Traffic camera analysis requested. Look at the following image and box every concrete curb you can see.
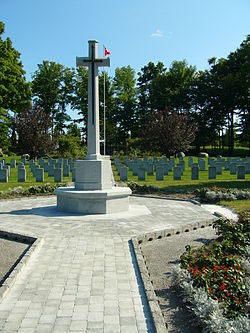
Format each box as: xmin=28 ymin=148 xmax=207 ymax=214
xmin=131 ymin=217 xmax=218 ymax=333
xmin=0 ymin=229 xmax=43 ymax=302
xmin=131 ymin=193 xmax=201 ymax=206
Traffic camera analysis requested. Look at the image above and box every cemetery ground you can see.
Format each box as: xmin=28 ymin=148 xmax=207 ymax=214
xmin=0 ymin=154 xmax=249 ymax=332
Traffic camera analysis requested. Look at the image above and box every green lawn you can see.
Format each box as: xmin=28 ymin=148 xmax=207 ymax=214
xmin=0 ymin=157 xmax=73 ymax=192
xmin=218 ymin=200 xmax=250 ymax=213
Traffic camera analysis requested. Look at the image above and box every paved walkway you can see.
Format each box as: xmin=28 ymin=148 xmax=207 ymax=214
xmin=0 ymin=195 xmax=217 ymax=333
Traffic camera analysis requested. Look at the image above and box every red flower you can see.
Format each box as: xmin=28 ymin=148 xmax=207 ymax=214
xmin=226 ymin=291 xmax=230 ymax=297
xmin=209 ymin=287 xmax=212 ymax=293
xmin=217 ymin=297 xmax=221 ymax=301
xmin=213 ymin=266 xmax=218 ymax=272
xmin=220 ymin=283 xmax=226 ymax=291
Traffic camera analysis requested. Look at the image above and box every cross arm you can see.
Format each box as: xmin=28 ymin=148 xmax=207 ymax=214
xmin=76 ymin=56 xmax=90 ymax=67
xmin=95 ymin=57 xmax=110 ymax=68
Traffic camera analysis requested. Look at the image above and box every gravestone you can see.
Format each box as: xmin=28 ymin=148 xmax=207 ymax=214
xmin=156 ymin=167 xmax=164 ymax=181
xmin=0 ymin=169 xmax=8 ymax=182
xmin=18 ymin=164 xmax=26 ymax=182
xmin=44 ymin=162 xmax=49 ymax=172
xmin=137 ymin=167 xmax=145 ymax=181
xmin=48 ymin=165 xmax=55 ymax=177
xmin=132 ymin=163 xmax=138 ymax=176
xmin=191 ymin=164 xmax=199 ymax=180
xmin=230 ymin=163 xmax=237 ymax=175
xmin=10 ymin=159 xmax=16 ymax=168
xmin=63 ymin=165 xmax=70 ymax=177
xmin=147 ymin=163 xmax=154 ymax=176
xmin=208 ymin=166 xmax=216 ymax=179
xmin=198 ymin=159 xmax=206 ymax=171
xmin=36 ymin=168 xmax=44 ymax=182
xmin=237 ymin=166 xmax=245 ymax=180
xmin=188 ymin=157 xmax=193 ymax=167
xmin=178 ymin=160 xmax=185 ymax=174
xmin=224 ymin=161 xmax=230 ymax=171
xmin=244 ymin=163 xmax=250 ymax=174
xmin=54 ymin=168 xmax=62 ymax=183
xmin=173 ymin=166 xmax=181 ymax=180
xmin=120 ymin=167 xmax=128 ymax=181
xmin=215 ymin=163 xmax=222 ymax=175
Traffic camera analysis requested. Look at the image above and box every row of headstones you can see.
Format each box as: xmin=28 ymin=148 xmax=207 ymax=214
xmin=208 ymin=156 xmax=250 ymax=175
xmin=114 ymin=156 xmax=248 ymax=181
xmin=0 ymin=157 xmax=75 ymax=183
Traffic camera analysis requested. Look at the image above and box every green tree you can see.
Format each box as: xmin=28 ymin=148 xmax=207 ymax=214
xmin=0 ymin=21 xmax=31 ymax=152
xmin=232 ymin=35 xmax=250 ymax=150
xmin=191 ymin=69 xmax=224 ymax=151
xmin=113 ymin=66 xmax=137 ymax=150
xmin=32 ymin=61 xmax=73 ymax=136
xmin=71 ymin=66 xmax=88 ymax=143
xmin=151 ymin=60 xmax=196 ymax=114
xmin=137 ymin=61 xmax=166 ymax=124
xmin=99 ymin=71 xmax=116 ymax=153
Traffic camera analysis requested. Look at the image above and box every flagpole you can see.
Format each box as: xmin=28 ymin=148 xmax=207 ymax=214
xmin=103 ymin=45 xmax=106 ymax=156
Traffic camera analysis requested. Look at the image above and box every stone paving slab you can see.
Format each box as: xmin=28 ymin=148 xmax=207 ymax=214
xmin=0 ymin=196 xmax=215 ymax=332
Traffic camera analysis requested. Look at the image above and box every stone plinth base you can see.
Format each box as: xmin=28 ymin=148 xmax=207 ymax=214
xmin=55 ymin=186 xmax=132 ymax=214
xmin=75 ymin=159 xmax=112 ymax=190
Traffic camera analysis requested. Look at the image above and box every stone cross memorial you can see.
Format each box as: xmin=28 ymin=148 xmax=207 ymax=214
xmin=55 ymin=40 xmax=131 ymax=214
xmin=76 ymin=40 xmax=110 ymax=160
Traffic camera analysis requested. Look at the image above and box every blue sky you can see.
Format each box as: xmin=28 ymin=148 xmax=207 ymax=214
xmin=1 ymin=0 xmax=249 ymax=82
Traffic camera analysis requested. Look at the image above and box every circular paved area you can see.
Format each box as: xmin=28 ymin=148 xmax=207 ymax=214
xmin=0 ymin=195 xmax=216 ymax=333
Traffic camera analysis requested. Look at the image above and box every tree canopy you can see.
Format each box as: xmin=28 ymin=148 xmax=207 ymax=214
xmin=0 ymin=21 xmax=249 ymax=156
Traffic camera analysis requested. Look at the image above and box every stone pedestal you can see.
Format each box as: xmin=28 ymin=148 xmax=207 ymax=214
xmin=55 ymin=157 xmax=132 ymax=215
xmin=75 ymin=159 xmax=112 ymax=190
xmin=55 ymin=186 xmax=131 ymax=214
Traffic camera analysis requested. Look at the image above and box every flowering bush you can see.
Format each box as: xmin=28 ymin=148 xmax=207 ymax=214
xmin=172 ymin=266 xmax=249 ymax=332
xmin=0 ymin=183 xmax=66 ymax=198
xmin=180 ymin=212 xmax=249 ymax=320
xmin=195 ymin=187 xmax=250 ymax=203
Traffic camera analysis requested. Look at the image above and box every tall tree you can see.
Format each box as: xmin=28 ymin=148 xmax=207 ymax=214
xmin=232 ymin=35 xmax=250 ymax=149
xmin=137 ymin=61 xmax=166 ymax=123
xmin=113 ymin=66 xmax=137 ymax=150
xmin=0 ymin=21 xmax=31 ymax=151
xmin=71 ymin=66 xmax=88 ymax=143
xmin=142 ymin=108 xmax=197 ymax=158
xmin=151 ymin=60 xmax=196 ymax=114
xmin=32 ymin=61 xmax=73 ymax=135
xmin=16 ymin=104 xmax=52 ymax=158
xmin=99 ymin=71 xmax=116 ymax=153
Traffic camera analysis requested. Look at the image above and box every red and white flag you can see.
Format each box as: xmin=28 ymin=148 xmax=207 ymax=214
xmin=104 ymin=46 xmax=111 ymax=57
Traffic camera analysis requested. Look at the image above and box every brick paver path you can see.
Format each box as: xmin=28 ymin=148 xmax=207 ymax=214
xmin=0 ymin=196 xmax=215 ymax=333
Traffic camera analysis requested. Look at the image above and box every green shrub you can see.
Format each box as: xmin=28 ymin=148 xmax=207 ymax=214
xmin=58 ymin=135 xmax=87 ymax=158
xmin=180 ymin=213 xmax=250 ymax=319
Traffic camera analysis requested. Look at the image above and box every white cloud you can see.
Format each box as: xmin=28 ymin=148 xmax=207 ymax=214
xmin=150 ymin=29 xmax=164 ymax=38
